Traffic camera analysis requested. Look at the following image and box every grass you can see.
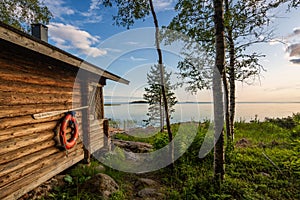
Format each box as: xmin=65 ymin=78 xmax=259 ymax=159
xmin=46 ymin=114 xmax=300 ymax=200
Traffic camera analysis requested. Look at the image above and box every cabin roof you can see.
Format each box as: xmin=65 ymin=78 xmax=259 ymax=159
xmin=0 ymin=22 xmax=129 ymax=85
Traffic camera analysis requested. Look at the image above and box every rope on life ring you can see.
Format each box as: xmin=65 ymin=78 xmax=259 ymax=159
xmin=60 ymin=111 xmax=79 ymax=150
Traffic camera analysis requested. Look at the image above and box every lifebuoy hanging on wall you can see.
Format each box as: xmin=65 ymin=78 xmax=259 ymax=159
xmin=60 ymin=112 xmax=79 ymax=149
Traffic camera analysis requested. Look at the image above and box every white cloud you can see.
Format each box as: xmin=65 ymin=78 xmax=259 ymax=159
xmin=79 ymin=0 xmax=103 ymax=24
xmin=130 ymin=56 xmax=148 ymax=62
xmin=279 ymin=27 xmax=300 ymax=65
xmin=48 ymin=22 xmax=107 ymax=57
xmin=89 ymin=0 xmax=101 ymax=11
xmin=42 ymin=0 xmax=75 ymax=19
xmin=124 ymin=41 xmax=140 ymax=46
xmin=153 ymin=0 xmax=174 ymax=11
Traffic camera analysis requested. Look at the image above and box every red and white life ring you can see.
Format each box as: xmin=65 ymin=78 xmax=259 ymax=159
xmin=60 ymin=113 xmax=79 ymax=149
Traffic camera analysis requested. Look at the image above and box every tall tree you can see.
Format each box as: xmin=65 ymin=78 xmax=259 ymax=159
xmin=101 ymin=0 xmax=174 ymax=163
xmin=213 ymin=0 xmax=226 ymax=182
xmin=167 ymin=0 xmax=271 ymax=147
xmin=0 ymin=0 xmax=52 ymax=32
xmin=144 ymin=64 xmax=177 ymax=131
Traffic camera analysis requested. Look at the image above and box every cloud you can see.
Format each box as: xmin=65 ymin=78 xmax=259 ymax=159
xmin=153 ymin=0 xmax=174 ymax=11
xmin=293 ymin=27 xmax=300 ymax=35
xmin=287 ymin=43 xmax=300 ymax=57
xmin=43 ymin=0 xmax=103 ymax=24
xmin=283 ymin=27 xmax=300 ymax=65
xmin=89 ymin=0 xmax=101 ymax=11
xmin=104 ymin=48 xmax=122 ymax=53
xmin=43 ymin=0 xmax=75 ymax=19
xmin=290 ymin=58 xmax=300 ymax=64
xmin=124 ymin=41 xmax=140 ymax=46
xmin=130 ymin=56 xmax=148 ymax=61
xmin=48 ymin=22 xmax=107 ymax=57
xmin=79 ymin=0 xmax=103 ymax=24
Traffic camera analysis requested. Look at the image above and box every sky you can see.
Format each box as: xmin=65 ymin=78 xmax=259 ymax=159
xmin=41 ymin=0 xmax=300 ymax=103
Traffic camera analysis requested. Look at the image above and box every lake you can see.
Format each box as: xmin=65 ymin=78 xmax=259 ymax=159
xmin=104 ymin=102 xmax=300 ymax=127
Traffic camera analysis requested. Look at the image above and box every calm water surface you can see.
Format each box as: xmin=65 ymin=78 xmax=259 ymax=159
xmin=104 ymin=102 xmax=300 ymax=127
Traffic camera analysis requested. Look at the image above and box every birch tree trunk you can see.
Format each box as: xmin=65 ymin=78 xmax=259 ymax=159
xmin=213 ymin=0 xmax=225 ymax=182
xmin=149 ymin=0 xmax=174 ymax=164
xmin=224 ymin=0 xmax=236 ymax=145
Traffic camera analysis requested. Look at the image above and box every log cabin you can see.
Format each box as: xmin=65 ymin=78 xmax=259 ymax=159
xmin=0 ymin=22 xmax=129 ymax=199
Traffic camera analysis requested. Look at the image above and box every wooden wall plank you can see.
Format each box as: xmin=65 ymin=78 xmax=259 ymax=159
xmin=0 ymin=67 xmax=76 ymax=88
xmin=0 ymin=147 xmax=59 ymax=177
xmin=0 ymin=131 xmax=54 ymax=155
xmin=0 ymin=78 xmax=74 ymax=94
xmin=0 ymin=114 xmax=64 ymax=129
xmin=0 ymin=121 xmax=57 ymax=141
xmin=0 ymin=140 xmax=56 ymax=165
xmin=0 ymin=91 xmax=78 ymax=105
xmin=0 ymin=103 xmax=73 ymax=119
xmin=1 ymin=149 xmax=84 ymax=200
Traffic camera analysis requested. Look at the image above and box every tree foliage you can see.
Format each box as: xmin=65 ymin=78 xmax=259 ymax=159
xmin=102 ymin=0 xmax=150 ymax=28
xmin=167 ymin=0 xmax=271 ymax=91
xmin=0 ymin=0 xmax=52 ymax=32
xmin=144 ymin=65 xmax=177 ymax=129
xmin=268 ymin=0 xmax=300 ymax=9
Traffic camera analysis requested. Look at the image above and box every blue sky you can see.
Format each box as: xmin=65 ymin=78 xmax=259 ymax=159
xmin=42 ymin=0 xmax=300 ymax=102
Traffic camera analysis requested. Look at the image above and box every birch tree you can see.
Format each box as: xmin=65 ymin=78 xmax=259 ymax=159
xmin=101 ymin=0 xmax=174 ymax=164
xmin=167 ymin=0 xmax=272 ymax=147
xmin=213 ymin=0 xmax=226 ymax=182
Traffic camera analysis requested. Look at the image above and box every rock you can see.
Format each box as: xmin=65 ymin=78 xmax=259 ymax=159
xmin=236 ymin=138 xmax=251 ymax=148
xmin=134 ymin=178 xmax=159 ymax=189
xmin=95 ymin=164 xmax=106 ymax=172
xmin=137 ymin=188 xmax=164 ymax=199
xmin=112 ymin=139 xmax=153 ymax=153
xmin=53 ymin=175 xmax=66 ymax=187
xmin=81 ymin=173 xmax=119 ymax=199
xmin=124 ymin=150 xmax=138 ymax=161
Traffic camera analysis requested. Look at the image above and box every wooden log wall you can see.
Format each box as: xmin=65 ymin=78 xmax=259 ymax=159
xmin=89 ymin=84 xmax=106 ymax=153
xmin=0 ymin=40 xmax=106 ymax=199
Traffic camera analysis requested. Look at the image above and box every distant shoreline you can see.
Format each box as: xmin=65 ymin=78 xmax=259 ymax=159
xmin=104 ymin=101 xmax=300 ymax=106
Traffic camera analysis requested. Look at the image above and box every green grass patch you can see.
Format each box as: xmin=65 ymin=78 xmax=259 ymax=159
xmin=46 ymin=116 xmax=300 ymax=199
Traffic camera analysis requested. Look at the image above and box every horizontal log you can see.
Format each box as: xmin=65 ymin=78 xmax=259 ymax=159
xmin=0 ymin=140 xmax=56 ymax=165
xmin=0 ymin=148 xmax=84 ymax=200
xmin=90 ymin=141 xmax=104 ymax=154
xmin=90 ymin=120 xmax=104 ymax=129
xmin=90 ymin=126 xmax=104 ymax=134
xmin=0 ymin=91 xmax=83 ymax=106
xmin=0 ymin=121 xmax=57 ymax=141
xmin=0 ymin=67 xmax=76 ymax=88
xmin=0 ymin=131 xmax=54 ymax=155
xmin=90 ymin=137 xmax=104 ymax=146
xmin=90 ymin=133 xmax=104 ymax=142
xmin=0 ymin=78 xmax=74 ymax=95
xmin=0 ymin=114 xmax=64 ymax=129
xmin=90 ymin=131 xmax=104 ymax=138
xmin=0 ymin=147 xmax=59 ymax=178
xmin=0 ymin=143 xmax=83 ymax=188
xmin=0 ymin=54 xmax=78 ymax=81
xmin=0 ymin=103 xmax=73 ymax=118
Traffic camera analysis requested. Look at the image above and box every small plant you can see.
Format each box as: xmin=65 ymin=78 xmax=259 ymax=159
xmin=109 ymin=189 xmax=126 ymax=200
xmin=265 ymin=116 xmax=297 ymax=129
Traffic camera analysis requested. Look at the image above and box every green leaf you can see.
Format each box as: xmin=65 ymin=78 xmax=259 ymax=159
xmin=64 ymin=174 xmax=73 ymax=184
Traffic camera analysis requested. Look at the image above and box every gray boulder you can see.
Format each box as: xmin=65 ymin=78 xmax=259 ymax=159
xmin=82 ymin=173 xmax=119 ymax=199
